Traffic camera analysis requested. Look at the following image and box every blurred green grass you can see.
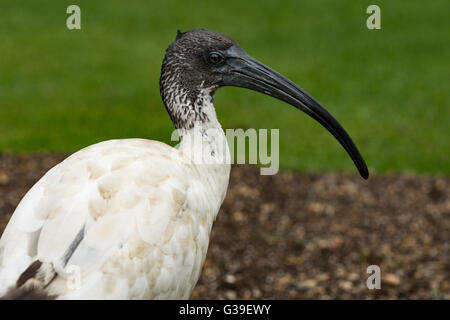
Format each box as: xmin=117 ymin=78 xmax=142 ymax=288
xmin=0 ymin=0 xmax=449 ymax=174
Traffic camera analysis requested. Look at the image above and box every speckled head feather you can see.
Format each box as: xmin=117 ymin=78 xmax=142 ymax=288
xmin=160 ymin=29 xmax=236 ymax=129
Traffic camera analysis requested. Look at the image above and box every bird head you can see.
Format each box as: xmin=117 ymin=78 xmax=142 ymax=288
xmin=160 ymin=29 xmax=368 ymax=179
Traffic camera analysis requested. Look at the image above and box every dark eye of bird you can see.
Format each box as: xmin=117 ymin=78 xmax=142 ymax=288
xmin=208 ymin=52 xmax=224 ymax=65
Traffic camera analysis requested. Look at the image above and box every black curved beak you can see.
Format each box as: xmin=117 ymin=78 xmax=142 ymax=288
xmin=220 ymin=46 xmax=369 ymax=179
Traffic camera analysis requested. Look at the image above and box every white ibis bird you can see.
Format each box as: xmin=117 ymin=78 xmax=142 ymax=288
xmin=0 ymin=29 xmax=368 ymax=299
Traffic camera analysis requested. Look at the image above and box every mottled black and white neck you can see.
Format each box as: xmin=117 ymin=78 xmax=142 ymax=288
xmin=159 ymin=29 xmax=235 ymax=131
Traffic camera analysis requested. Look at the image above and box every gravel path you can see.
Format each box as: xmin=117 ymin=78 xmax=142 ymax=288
xmin=0 ymin=154 xmax=448 ymax=299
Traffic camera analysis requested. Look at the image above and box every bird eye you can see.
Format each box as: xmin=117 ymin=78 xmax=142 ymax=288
xmin=208 ymin=52 xmax=224 ymax=65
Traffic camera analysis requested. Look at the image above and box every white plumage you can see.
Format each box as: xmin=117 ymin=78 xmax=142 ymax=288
xmin=0 ymin=135 xmax=230 ymax=299
xmin=0 ymin=29 xmax=368 ymax=299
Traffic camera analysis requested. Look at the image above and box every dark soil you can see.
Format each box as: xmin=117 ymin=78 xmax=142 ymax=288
xmin=0 ymin=154 xmax=449 ymax=299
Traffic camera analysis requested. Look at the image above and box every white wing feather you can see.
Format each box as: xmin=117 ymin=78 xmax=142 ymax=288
xmin=0 ymin=139 xmax=223 ymax=299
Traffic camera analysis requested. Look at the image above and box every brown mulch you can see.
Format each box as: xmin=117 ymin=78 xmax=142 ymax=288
xmin=0 ymin=154 xmax=449 ymax=299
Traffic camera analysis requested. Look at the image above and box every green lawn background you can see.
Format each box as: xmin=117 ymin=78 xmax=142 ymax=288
xmin=0 ymin=0 xmax=449 ymax=174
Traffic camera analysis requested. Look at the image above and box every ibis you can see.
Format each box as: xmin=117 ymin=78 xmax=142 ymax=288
xmin=0 ymin=29 xmax=368 ymax=299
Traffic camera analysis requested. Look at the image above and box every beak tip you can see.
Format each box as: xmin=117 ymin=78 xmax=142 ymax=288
xmin=360 ymin=167 xmax=369 ymax=180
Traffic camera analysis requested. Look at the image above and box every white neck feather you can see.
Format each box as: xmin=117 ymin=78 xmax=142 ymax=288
xmin=175 ymin=90 xmax=231 ymax=214
xmin=176 ymin=89 xmax=230 ymax=166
